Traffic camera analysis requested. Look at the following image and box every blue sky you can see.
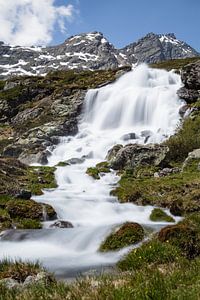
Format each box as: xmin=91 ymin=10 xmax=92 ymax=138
xmin=55 ymin=0 xmax=200 ymax=51
xmin=0 ymin=0 xmax=199 ymax=50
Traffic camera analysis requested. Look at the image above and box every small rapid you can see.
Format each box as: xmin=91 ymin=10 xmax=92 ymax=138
xmin=0 ymin=65 xmax=183 ymax=278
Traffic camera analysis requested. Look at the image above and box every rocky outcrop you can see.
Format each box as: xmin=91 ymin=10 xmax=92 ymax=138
xmin=0 ymin=68 xmax=127 ymax=164
xmin=177 ymin=60 xmax=200 ymax=103
xmin=0 ymin=32 xmax=199 ymax=79
xmin=107 ymin=143 xmax=169 ymax=170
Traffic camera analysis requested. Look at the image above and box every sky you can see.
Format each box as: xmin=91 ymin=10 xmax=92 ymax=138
xmin=0 ymin=0 xmax=199 ymax=51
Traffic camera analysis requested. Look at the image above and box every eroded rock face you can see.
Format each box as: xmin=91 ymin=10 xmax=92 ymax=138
xmin=107 ymin=143 xmax=169 ymax=170
xmin=177 ymin=60 xmax=200 ymax=103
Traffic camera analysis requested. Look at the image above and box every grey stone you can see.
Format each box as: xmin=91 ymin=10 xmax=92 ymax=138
xmin=107 ymin=143 xmax=169 ymax=170
xmin=0 ymin=278 xmax=20 ymax=289
xmin=50 ymin=220 xmax=73 ymax=228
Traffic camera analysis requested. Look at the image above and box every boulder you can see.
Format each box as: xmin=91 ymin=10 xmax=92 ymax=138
xmin=177 ymin=60 xmax=200 ymax=103
xmin=15 ymin=190 xmax=32 ymax=200
xmin=121 ymin=133 xmax=137 ymax=141
xmin=107 ymin=143 xmax=169 ymax=170
xmin=50 ymin=220 xmax=73 ymax=228
xmin=100 ymin=222 xmax=145 ymax=251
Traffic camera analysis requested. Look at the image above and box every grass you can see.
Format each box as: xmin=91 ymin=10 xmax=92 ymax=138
xmin=0 ymin=260 xmax=43 ymax=282
xmin=150 ymin=57 xmax=200 ymax=71
xmin=100 ymin=222 xmax=145 ymax=252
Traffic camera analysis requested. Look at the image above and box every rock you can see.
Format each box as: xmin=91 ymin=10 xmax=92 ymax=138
xmin=141 ymin=130 xmax=153 ymax=143
xmin=177 ymin=60 xmax=200 ymax=103
xmin=0 ymin=278 xmax=20 ymax=289
xmin=106 ymin=144 xmax=123 ymax=161
xmin=154 ymin=167 xmax=180 ymax=178
xmin=179 ymin=104 xmax=189 ymax=117
xmin=65 ymin=157 xmax=85 ymax=165
xmin=170 ymin=200 xmax=183 ymax=216
xmin=107 ymin=143 xmax=169 ymax=170
xmin=121 ymin=133 xmax=137 ymax=141
xmin=50 ymin=220 xmax=73 ymax=228
xmin=15 ymin=190 xmax=32 ymax=200
xmin=182 ymin=149 xmax=200 ymax=169
xmin=23 ymin=272 xmax=53 ymax=286
xmin=6 ymin=199 xmax=56 ymax=221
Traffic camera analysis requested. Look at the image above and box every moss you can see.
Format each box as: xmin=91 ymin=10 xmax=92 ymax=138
xmin=0 ymin=260 xmax=44 ymax=282
xmin=86 ymin=162 xmax=111 ymax=180
xmin=150 ymin=208 xmax=175 ymax=223
xmin=118 ymin=239 xmax=181 ymax=271
xmin=158 ymin=213 xmax=200 ymax=259
xmin=14 ymin=218 xmax=42 ymax=229
xmin=27 ymin=166 xmax=57 ymax=195
xmin=0 ymin=81 xmax=5 ymax=91
xmin=56 ymin=161 xmax=69 ymax=167
xmin=100 ymin=222 xmax=145 ymax=252
xmin=6 ymin=199 xmax=56 ymax=221
xmin=150 ymin=57 xmax=200 ymax=71
xmin=86 ymin=167 xmax=100 ymax=180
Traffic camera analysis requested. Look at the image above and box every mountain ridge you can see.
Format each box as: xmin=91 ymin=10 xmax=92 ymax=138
xmin=0 ymin=31 xmax=199 ymax=79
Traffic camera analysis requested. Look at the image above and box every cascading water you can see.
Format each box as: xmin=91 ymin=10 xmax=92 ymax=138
xmin=0 ymin=65 xmax=183 ymax=278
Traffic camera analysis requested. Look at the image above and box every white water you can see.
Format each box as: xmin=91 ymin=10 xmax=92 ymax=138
xmin=0 ymin=65 xmax=183 ymax=278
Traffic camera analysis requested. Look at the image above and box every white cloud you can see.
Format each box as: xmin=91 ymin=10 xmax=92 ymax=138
xmin=0 ymin=0 xmax=76 ymax=46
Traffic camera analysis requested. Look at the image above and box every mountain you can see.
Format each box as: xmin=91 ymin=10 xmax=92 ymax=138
xmin=0 ymin=32 xmax=199 ymax=79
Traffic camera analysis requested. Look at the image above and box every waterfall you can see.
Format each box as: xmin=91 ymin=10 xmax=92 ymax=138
xmin=0 ymin=64 xmax=183 ymax=278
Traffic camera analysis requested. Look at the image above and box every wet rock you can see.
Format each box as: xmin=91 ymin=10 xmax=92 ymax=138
xmin=179 ymin=104 xmax=189 ymax=117
xmin=107 ymin=143 xmax=169 ymax=170
xmin=50 ymin=220 xmax=73 ymax=228
xmin=177 ymin=87 xmax=199 ymax=103
xmin=15 ymin=190 xmax=32 ymax=200
xmin=121 ymin=133 xmax=137 ymax=141
xmin=65 ymin=157 xmax=85 ymax=165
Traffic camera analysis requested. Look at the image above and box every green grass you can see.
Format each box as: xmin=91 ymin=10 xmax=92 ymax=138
xmin=150 ymin=57 xmax=200 ymax=71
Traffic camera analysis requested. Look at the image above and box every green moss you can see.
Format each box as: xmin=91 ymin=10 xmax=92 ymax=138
xmin=150 ymin=57 xmax=200 ymax=71
xmin=118 ymin=239 xmax=181 ymax=271
xmin=158 ymin=213 xmax=200 ymax=259
xmin=150 ymin=208 xmax=175 ymax=222
xmin=6 ymin=199 xmax=56 ymax=220
xmin=56 ymin=161 xmax=69 ymax=167
xmin=0 ymin=81 xmax=5 ymax=91
xmin=14 ymin=218 xmax=42 ymax=229
xmin=86 ymin=162 xmax=111 ymax=180
xmin=0 ymin=85 xmax=24 ymax=101
xmin=86 ymin=167 xmax=100 ymax=180
xmin=100 ymin=222 xmax=145 ymax=252
xmin=27 ymin=166 xmax=57 ymax=195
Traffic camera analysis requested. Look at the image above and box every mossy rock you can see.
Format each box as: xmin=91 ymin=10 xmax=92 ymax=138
xmin=86 ymin=167 xmax=100 ymax=180
xmin=158 ymin=222 xmax=200 ymax=259
xmin=118 ymin=239 xmax=181 ymax=271
xmin=86 ymin=162 xmax=111 ymax=180
xmin=150 ymin=208 xmax=175 ymax=223
xmin=56 ymin=161 xmax=70 ymax=167
xmin=6 ymin=199 xmax=56 ymax=221
xmin=100 ymin=222 xmax=145 ymax=252
xmin=14 ymin=218 xmax=42 ymax=229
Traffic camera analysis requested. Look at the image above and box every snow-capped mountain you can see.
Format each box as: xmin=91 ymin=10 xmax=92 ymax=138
xmin=0 ymin=32 xmax=199 ymax=79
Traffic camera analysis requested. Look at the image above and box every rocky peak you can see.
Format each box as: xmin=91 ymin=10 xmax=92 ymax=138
xmin=0 ymin=31 xmax=199 ymax=79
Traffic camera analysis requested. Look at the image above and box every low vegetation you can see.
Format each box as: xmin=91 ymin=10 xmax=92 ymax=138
xmin=150 ymin=57 xmax=200 ymax=71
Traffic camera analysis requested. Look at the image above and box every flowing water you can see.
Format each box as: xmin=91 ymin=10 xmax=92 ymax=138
xmin=0 ymin=65 xmax=183 ymax=278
